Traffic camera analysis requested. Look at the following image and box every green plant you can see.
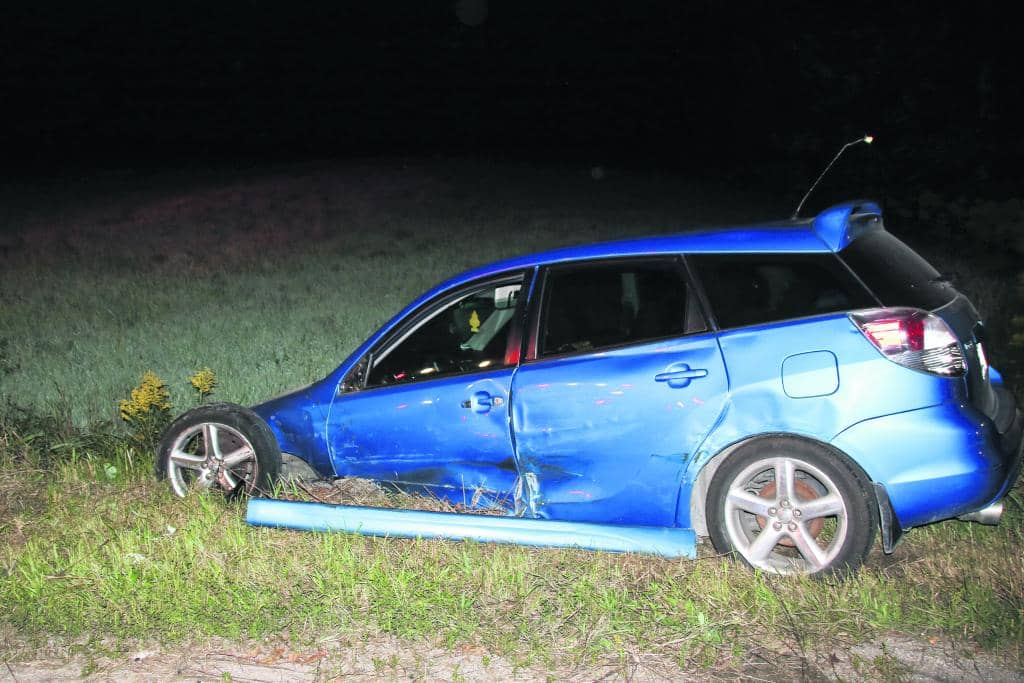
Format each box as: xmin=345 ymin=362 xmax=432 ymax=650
xmin=119 ymin=371 xmax=171 ymax=446
xmin=1 ymin=427 xmax=1022 ymax=674
xmin=189 ymin=367 xmax=218 ymax=403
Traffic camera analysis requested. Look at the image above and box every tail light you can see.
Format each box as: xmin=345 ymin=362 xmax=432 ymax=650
xmin=850 ymin=307 xmax=965 ymax=376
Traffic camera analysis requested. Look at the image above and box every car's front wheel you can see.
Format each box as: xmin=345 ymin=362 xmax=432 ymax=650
xmin=706 ymin=437 xmax=876 ymax=576
xmin=157 ymin=403 xmax=281 ymax=498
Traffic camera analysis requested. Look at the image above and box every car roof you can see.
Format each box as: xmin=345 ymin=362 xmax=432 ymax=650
xmin=448 ymin=199 xmax=883 ymax=286
xmin=321 ymin=200 xmax=884 ymax=388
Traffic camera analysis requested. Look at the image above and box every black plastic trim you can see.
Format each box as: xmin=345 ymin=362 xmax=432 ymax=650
xmin=871 ymin=481 xmax=903 ymax=554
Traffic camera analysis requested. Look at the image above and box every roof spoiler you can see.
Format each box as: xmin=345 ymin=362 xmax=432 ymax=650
xmin=811 ymin=200 xmax=884 ymax=252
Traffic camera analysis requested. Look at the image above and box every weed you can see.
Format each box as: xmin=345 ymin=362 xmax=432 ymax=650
xmin=850 ymin=642 xmax=913 ymax=682
xmin=189 ymin=367 xmax=218 ymax=403
xmin=119 ymin=371 xmax=171 ymax=446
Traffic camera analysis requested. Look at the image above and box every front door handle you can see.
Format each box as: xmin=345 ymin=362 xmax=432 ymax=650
xmin=461 ymin=391 xmax=503 ymax=413
xmin=654 ymin=364 xmax=708 ymax=389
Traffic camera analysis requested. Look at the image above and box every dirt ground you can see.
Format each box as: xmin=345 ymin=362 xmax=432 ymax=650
xmin=2 ymin=633 xmax=1021 ymax=682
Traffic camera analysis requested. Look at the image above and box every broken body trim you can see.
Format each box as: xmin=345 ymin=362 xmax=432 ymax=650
xmin=246 ymin=498 xmax=698 ymax=558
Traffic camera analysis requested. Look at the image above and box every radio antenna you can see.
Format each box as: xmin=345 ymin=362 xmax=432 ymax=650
xmin=792 ymin=135 xmax=874 ymax=219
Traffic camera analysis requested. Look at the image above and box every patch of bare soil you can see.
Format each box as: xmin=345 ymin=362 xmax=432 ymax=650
xmin=2 ymin=634 xmax=1020 ymax=682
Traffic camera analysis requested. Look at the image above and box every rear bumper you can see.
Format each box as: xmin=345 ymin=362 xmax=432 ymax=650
xmin=999 ymin=397 xmax=1024 ymax=462
xmin=832 ymin=399 xmax=1022 ymax=530
xmin=994 ymin=406 xmax=1024 ymax=498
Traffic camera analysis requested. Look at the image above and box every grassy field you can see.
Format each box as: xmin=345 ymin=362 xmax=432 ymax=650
xmin=1 ymin=159 xmax=1017 ymax=421
xmin=1 ymin=159 xmax=1021 ymax=676
xmin=0 ymin=159 xmax=784 ymax=424
xmin=1 ymin=412 xmax=1021 ymax=676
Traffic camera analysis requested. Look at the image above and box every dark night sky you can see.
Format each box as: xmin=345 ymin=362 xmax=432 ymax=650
xmin=2 ymin=1 xmax=1019 ymax=198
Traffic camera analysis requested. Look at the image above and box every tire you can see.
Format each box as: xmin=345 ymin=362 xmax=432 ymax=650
xmin=706 ymin=437 xmax=877 ymax=577
xmin=156 ymin=403 xmax=281 ymax=498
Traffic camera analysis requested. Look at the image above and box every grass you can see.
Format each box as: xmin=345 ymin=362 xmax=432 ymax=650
xmin=0 ymin=159 xmax=777 ymax=424
xmin=0 ymin=413 xmax=1021 ymax=672
xmin=0 ymin=158 xmax=1022 ymax=673
xmin=1 ymin=159 xmax=1017 ymax=421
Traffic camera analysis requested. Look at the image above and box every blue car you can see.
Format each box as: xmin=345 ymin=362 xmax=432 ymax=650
xmin=157 ymin=200 xmax=1022 ymax=576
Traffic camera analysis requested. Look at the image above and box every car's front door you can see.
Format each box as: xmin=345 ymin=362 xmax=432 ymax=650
xmin=327 ymin=272 xmax=528 ymax=509
xmin=510 ymin=257 xmax=729 ymax=527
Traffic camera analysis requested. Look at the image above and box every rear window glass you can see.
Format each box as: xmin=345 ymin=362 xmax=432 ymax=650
xmin=689 ymin=253 xmax=877 ymax=329
xmin=839 ymin=231 xmax=957 ymax=310
xmin=540 ymin=258 xmax=701 ymax=356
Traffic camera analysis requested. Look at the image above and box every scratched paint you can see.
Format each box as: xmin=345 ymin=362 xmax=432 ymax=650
xmin=511 ymin=332 xmax=729 ymax=526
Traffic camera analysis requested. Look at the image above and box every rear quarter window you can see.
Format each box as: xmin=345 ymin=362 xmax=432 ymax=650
xmin=838 ymin=231 xmax=958 ymax=311
xmin=689 ymin=253 xmax=877 ymax=329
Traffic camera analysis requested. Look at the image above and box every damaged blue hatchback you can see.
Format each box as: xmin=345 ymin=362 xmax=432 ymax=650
xmin=158 ymin=200 xmax=1022 ymax=576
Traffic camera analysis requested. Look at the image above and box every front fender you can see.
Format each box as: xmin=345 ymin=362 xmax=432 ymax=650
xmin=251 ymin=382 xmax=335 ymax=478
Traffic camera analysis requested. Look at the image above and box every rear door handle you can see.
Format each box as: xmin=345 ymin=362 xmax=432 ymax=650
xmin=654 ymin=364 xmax=708 ymax=389
xmin=461 ymin=391 xmax=503 ymax=413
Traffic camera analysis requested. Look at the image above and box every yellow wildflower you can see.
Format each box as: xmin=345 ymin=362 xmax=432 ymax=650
xmin=119 ymin=371 xmax=171 ymax=422
xmin=189 ymin=367 xmax=217 ymax=398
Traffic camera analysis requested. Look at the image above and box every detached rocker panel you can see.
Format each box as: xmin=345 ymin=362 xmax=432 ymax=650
xmin=246 ymin=498 xmax=698 ymax=558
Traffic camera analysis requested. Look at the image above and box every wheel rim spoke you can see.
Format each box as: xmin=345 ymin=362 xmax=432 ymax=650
xmin=221 ymin=446 xmax=254 ymax=469
xmin=170 ymin=449 xmax=205 ymax=470
xmin=790 ymin=524 xmax=828 ymax=570
xmin=726 ymin=488 xmax=773 ymax=517
xmin=218 ymin=468 xmax=240 ymax=491
xmin=798 ymin=493 xmax=844 ymax=520
xmin=773 ymin=458 xmax=796 ymax=500
xmin=203 ymin=423 xmax=222 ymax=459
xmin=746 ymin=526 xmax=784 ymax=562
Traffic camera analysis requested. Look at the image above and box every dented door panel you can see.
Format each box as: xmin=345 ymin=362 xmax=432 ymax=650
xmin=510 ymin=333 xmax=728 ymax=526
xmin=327 ymin=368 xmax=519 ymax=508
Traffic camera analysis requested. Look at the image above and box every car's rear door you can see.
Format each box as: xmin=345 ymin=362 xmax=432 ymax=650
xmin=509 ymin=257 xmax=729 ymax=526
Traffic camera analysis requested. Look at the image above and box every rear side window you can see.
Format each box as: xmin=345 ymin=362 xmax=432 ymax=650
xmin=539 ymin=258 xmax=703 ymax=357
xmin=690 ymin=253 xmax=877 ymax=329
xmin=839 ymin=231 xmax=957 ymax=310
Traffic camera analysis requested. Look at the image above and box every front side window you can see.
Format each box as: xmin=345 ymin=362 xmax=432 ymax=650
xmin=689 ymin=253 xmax=877 ymax=329
xmin=366 ymin=277 xmax=523 ymax=387
xmin=538 ymin=258 xmax=700 ymax=357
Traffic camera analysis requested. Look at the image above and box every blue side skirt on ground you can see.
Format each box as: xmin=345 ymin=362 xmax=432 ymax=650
xmin=246 ymin=498 xmax=697 ymax=558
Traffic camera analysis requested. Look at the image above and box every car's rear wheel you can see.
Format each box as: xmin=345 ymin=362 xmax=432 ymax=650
xmin=706 ymin=437 xmax=876 ymax=577
xmin=157 ymin=403 xmax=281 ymax=498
